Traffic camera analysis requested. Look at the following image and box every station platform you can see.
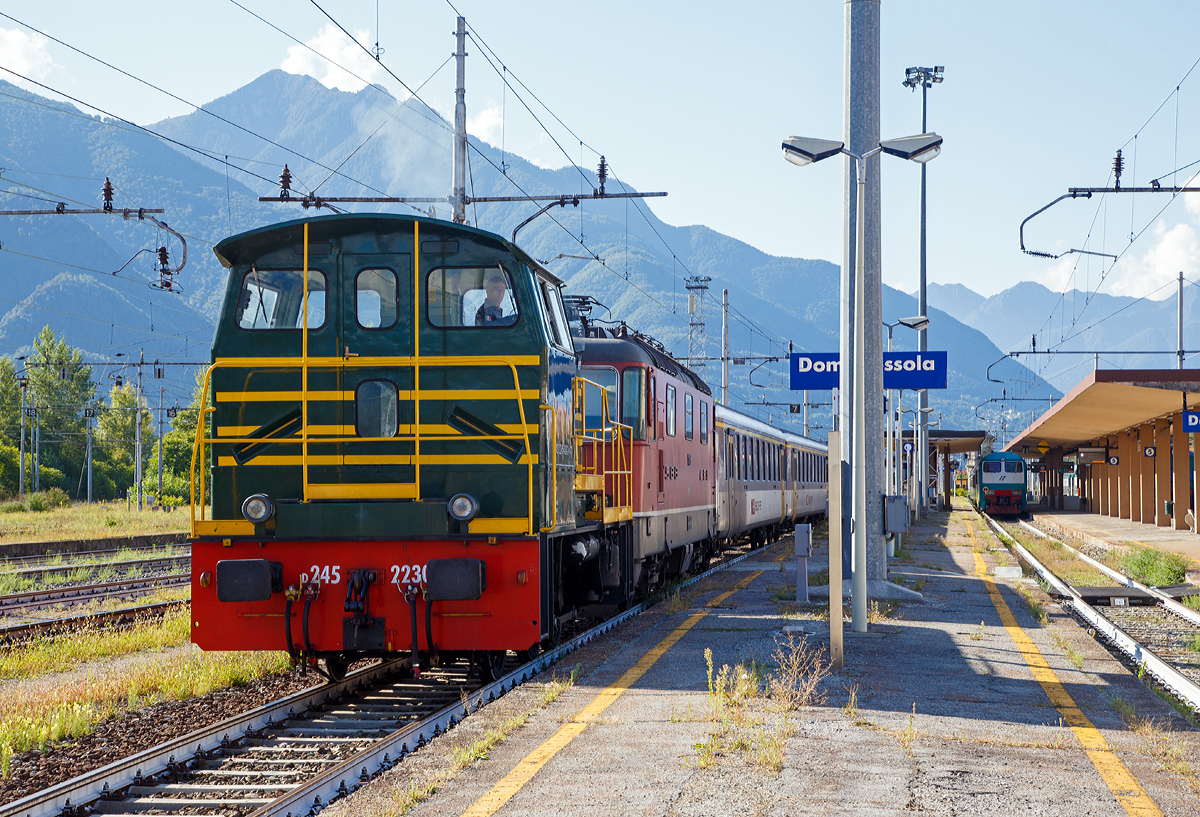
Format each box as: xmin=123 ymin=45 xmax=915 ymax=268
xmin=328 ymin=502 xmax=1200 ymax=816
xmin=1033 ymin=508 xmax=1200 ymax=568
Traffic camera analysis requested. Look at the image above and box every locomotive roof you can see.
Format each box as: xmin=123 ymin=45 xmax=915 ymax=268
xmin=211 ymin=212 xmax=562 ymax=285
xmin=715 ymin=403 xmax=828 ymax=452
xmin=580 ymin=336 xmax=712 ymax=396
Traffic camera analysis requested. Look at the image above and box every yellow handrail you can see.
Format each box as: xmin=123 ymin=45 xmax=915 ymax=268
xmin=539 ymin=403 xmax=556 ymax=532
xmin=190 ymin=354 xmax=538 ymax=536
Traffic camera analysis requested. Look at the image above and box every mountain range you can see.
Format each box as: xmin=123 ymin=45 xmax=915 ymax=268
xmin=0 ymin=70 xmax=1062 ymax=436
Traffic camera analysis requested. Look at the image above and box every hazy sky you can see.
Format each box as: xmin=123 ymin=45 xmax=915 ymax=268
xmin=3 ymin=0 xmax=1199 ymax=305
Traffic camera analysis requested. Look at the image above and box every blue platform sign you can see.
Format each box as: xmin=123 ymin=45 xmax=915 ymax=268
xmin=1184 ymin=411 xmax=1200 ymax=431
xmin=884 ymin=352 xmax=948 ymax=389
xmin=790 ymin=351 xmax=948 ymax=390
xmin=789 ymin=353 xmax=840 ymax=390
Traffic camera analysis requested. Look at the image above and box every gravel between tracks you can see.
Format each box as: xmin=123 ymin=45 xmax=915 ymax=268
xmin=0 ymin=665 xmax=318 ymax=806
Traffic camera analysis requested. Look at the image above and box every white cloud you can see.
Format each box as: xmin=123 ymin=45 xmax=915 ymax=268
xmin=1107 ymin=219 xmax=1200 ymax=298
xmin=467 ymin=102 xmax=503 ymax=146
xmin=280 ymin=24 xmax=381 ymax=93
xmin=0 ymin=28 xmax=56 ymax=84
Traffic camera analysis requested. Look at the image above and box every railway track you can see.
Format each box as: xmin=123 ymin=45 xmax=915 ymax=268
xmin=979 ymin=510 xmax=1200 ymax=717
xmin=0 ymin=554 xmax=190 ymax=586
xmin=0 ymin=536 xmax=783 ymax=817
xmin=0 ymin=573 xmax=190 ymax=615
xmin=0 ymin=600 xmax=186 ymax=645
xmin=0 ymin=544 xmax=188 ymax=571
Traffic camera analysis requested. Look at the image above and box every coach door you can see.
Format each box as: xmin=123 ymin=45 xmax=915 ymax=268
xmin=331 ymin=253 xmax=415 ymax=498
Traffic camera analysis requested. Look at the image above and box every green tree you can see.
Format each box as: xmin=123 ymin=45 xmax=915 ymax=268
xmin=23 ymin=327 xmax=96 ymax=494
xmin=96 ymin=382 xmax=157 ymax=491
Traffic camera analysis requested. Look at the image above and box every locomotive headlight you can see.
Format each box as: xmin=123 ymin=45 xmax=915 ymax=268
xmin=447 ymin=493 xmax=479 ymax=522
xmin=242 ymin=493 xmax=275 ymax=524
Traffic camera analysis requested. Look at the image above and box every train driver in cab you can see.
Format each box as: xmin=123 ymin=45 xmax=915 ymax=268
xmin=476 ymin=273 xmax=517 ymax=326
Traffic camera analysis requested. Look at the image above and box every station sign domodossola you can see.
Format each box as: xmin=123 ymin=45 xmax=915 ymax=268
xmin=790 ymin=351 xmax=948 ymax=390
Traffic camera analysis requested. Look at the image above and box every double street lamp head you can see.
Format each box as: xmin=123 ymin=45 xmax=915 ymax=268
xmin=781 ymin=133 xmax=942 ymax=167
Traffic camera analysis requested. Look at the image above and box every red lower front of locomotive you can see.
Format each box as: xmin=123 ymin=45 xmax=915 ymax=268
xmin=983 ymin=489 xmax=1023 ymax=515
xmin=190 ymin=538 xmax=541 ymax=655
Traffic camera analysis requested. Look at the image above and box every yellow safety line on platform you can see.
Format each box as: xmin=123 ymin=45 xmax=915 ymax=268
xmin=459 ymin=569 xmax=766 ymax=817
xmin=968 ymin=521 xmax=1162 ymax=817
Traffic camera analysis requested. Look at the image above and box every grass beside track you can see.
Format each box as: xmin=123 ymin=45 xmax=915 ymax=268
xmin=0 ymin=502 xmax=193 ymax=546
xmin=0 ymin=606 xmax=289 ymax=777
xmin=0 ymin=544 xmax=186 ymax=595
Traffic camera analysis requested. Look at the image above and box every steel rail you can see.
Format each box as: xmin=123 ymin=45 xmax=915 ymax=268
xmin=0 ymin=600 xmax=186 ymax=644
xmin=2 ymin=538 xmax=779 ymax=817
xmin=3 ymin=555 xmax=190 ymax=581
xmin=979 ymin=511 xmax=1200 ymax=717
xmin=1018 ymin=518 xmax=1200 ymax=628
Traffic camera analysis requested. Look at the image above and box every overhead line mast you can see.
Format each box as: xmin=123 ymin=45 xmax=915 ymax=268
xmin=259 ymin=15 xmax=665 ymax=234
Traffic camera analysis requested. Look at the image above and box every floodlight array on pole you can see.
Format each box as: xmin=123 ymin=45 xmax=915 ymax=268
xmin=781 ymin=131 xmax=942 ymax=632
xmin=901 ymin=65 xmax=944 ymax=520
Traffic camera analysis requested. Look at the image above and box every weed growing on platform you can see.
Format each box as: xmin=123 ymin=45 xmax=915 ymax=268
xmin=1014 ymin=584 xmax=1048 ymax=626
xmin=1121 ymin=547 xmax=1191 ymax=587
xmin=1185 ymin=633 xmax=1200 ymax=653
xmin=767 ymin=634 xmax=830 ymax=711
xmin=867 ymin=600 xmax=898 ymax=624
xmin=1182 ymin=593 xmax=1200 ymax=612
xmin=538 ymin=664 xmax=580 ymax=707
xmin=1129 ymin=716 xmax=1200 ymax=797
xmin=969 ymin=621 xmax=985 ymax=641
xmin=769 ymin=585 xmax=796 ymax=602
xmin=1051 ymin=630 xmax=1085 ymax=669
xmin=896 ymin=704 xmax=920 ymax=758
xmin=841 ymin=683 xmax=859 ymax=719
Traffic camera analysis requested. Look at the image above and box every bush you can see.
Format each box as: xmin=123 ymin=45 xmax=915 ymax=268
xmin=1121 ymin=547 xmax=1191 ymax=587
xmin=25 ymin=495 xmax=48 ymax=512
xmin=40 ymin=487 xmax=70 ymax=508
xmin=0 ymin=501 xmax=26 ymax=514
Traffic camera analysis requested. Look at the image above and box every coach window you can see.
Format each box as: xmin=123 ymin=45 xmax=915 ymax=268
xmin=666 ymin=385 xmax=677 ymax=436
xmin=621 ymin=368 xmax=646 ymax=440
xmin=356 ymin=380 xmax=398 ymax=438
xmin=355 ymin=268 xmax=398 ymax=329
xmin=684 ymin=393 xmax=694 ymax=441
xmin=426 ymin=266 xmax=519 ymax=328
xmin=700 ymin=401 xmax=708 ymax=444
xmin=237 ymin=267 xmax=326 ymax=330
xmin=739 ymin=436 xmax=746 ymax=480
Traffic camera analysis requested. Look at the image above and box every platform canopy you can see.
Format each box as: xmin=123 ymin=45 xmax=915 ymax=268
xmin=900 ymin=429 xmax=988 ymax=455
xmin=1003 ymin=369 xmax=1200 ymax=455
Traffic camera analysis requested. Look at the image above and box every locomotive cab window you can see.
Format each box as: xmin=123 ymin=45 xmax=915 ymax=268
xmin=426 ymin=266 xmax=519 ymax=327
xmin=983 ymin=461 xmax=1003 ymax=473
xmin=356 ymin=380 xmax=398 ymax=438
xmin=1005 ymin=461 xmax=1025 ymax=473
xmin=580 ymin=366 xmax=618 ymax=430
xmin=356 ymin=268 xmax=398 ymax=329
xmin=666 ymin=384 xmax=677 ymax=436
xmin=539 ymin=278 xmax=574 ymax=352
xmin=621 ymin=367 xmax=646 ymax=440
xmin=237 ymin=267 xmax=326 ymax=330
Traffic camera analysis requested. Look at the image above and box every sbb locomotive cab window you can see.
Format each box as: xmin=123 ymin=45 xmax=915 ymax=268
xmin=621 ymin=368 xmax=646 ymax=440
xmin=426 ymin=266 xmax=519 ymax=328
xmin=355 ymin=268 xmax=398 ymax=329
xmin=236 ymin=267 xmax=326 ymax=330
